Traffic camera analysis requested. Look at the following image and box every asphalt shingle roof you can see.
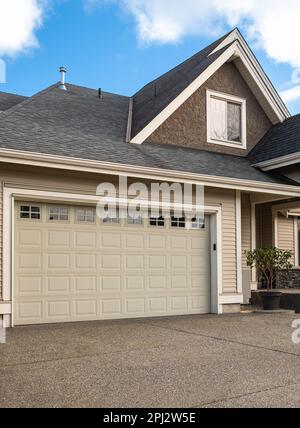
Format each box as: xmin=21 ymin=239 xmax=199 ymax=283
xmin=0 ymin=91 xmax=27 ymax=111
xmin=0 ymin=83 xmax=293 ymax=185
xmin=131 ymin=33 xmax=232 ymax=139
xmin=249 ymin=114 xmax=300 ymax=164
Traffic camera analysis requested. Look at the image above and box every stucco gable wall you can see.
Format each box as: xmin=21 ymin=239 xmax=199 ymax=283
xmin=145 ymin=62 xmax=272 ymax=156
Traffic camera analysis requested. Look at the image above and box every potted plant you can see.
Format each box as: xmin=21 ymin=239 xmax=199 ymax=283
xmin=246 ymin=247 xmax=293 ymax=310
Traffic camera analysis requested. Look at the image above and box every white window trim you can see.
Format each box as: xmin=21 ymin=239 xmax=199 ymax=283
xmin=206 ymin=90 xmax=247 ymax=150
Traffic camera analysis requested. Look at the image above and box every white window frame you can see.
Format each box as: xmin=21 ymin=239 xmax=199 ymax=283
xmin=48 ymin=205 xmax=69 ymax=222
xmin=75 ymin=207 xmax=95 ymax=223
xmin=206 ymin=90 xmax=247 ymax=149
xmin=19 ymin=203 xmax=41 ymax=221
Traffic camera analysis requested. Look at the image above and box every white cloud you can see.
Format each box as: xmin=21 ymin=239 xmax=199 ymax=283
xmin=106 ymin=0 xmax=300 ymax=68
xmin=280 ymin=86 xmax=300 ymax=104
xmin=0 ymin=0 xmax=48 ymax=57
xmin=91 ymin=0 xmax=300 ymax=105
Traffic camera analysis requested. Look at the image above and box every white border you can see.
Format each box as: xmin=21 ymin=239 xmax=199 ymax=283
xmin=3 ymin=187 xmax=226 ymax=326
xmin=206 ymin=90 xmax=247 ymax=150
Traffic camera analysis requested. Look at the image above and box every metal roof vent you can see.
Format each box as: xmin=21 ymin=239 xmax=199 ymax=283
xmin=59 ymin=66 xmax=67 ymax=91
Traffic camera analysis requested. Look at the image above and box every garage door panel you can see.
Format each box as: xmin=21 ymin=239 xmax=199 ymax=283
xmin=75 ymin=276 xmax=97 ymax=293
xmin=102 ymin=254 xmax=121 ymax=269
xmin=171 ymin=255 xmax=187 ymax=269
xmin=46 ymin=300 xmax=71 ymax=318
xmin=170 ymin=236 xmax=187 ymax=250
xmin=47 ymin=253 xmax=70 ymax=270
xmin=125 ymin=254 xmax=144 ymax=269
xmin=125 ymin=234 xmax=144 ymax=249
xmin=170 ymin=296 xmax=188 ymax=311
xmin=148 ymin=255 xmax=167 ymax=269
xmin=101 ymin=275 xmax=121 ymax=291
xmin=101 ymin=232 xmax=121 ymax=248
xmin=14 ymin=203 xmax=211 ymax=325
xmin=148 ymin=235 xmax=167 ymax=250
xmin=149 ymin=297 xmax=167 ymax=313
xmin=75 ymin=254 xmax=97 ymax=269
xmin=16 ymin=276 xmax=43 ymax=295
xmin=126 ymin=297 xmax=145 ymax=314
xmin=47 ymin=276 xmax=71 ymax=293
xmin=74 ymin=299 xmax=97 ymax=317
xmin=17 ymin=229 xmax=42 ymax=247
xmin=47 ymin=230 xmax=70 ymax=247
xmin=149 ymin=275 xmax=167 ymax=290
xmin=101 ymin=298 xmax=122 ymax=316
xmin=17 ymin=253 xmax=42 ymax=270
xmin=74 ymin=231 xmax=97 ymax=248
xmin=125 ymin=276 xmax=145 ymax=290
xmin=171 ymin=275 xmax=188 ymax=289
xmin=16 ymin=301 xmax=43 ymax=323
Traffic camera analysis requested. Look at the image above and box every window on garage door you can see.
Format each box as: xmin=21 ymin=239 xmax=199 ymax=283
xmin=19 ymin=204 xmax=41 ymax=220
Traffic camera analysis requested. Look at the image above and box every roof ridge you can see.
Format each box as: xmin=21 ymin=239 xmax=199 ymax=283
xmin=133 ymin=30 xmax=235 ymax=98
xmin=0 ymin=82 xmax=59 ymax=121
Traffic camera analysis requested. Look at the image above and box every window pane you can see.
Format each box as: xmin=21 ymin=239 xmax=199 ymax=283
xmin=227 ymin=102 xmax=241 ymax=142
xmin=20 ymin=212 xmax=30 ymax=219
xmin=210 ymin=98 xmax=227 ymax=141
xmin=76 ymin=209 xmax=85 ymax=221
xmin=20 ymin=206 xmax=30 ymax=212
xmin=31 ymin=213 xmax=40 ymax=219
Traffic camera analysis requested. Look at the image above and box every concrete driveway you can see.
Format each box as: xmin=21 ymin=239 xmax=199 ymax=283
xmin=1 ymin=312 xmax=300 ymax=408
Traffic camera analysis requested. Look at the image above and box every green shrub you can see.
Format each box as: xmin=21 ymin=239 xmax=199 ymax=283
xmin=246 ymin=247 xmax=293 ymax=290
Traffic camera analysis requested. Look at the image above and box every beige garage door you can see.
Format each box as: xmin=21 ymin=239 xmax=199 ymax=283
xmin=14 ymin=202 xmax=211 ymax=325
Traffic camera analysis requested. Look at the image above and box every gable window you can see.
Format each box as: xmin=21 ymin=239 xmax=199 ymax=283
xmin=207 ymin=90 xmax=246 ymax=149
xmin=49 ymin=206 xmax=69 ymax=221
xmin=20 ymin=205 xmax=41 ymax=220
xmin=76 ymin=208 xmax=95 ymax=223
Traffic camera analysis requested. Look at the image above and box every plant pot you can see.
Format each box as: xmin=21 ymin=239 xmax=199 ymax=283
xmin=260 ymin=291 xmax=282 ymax=311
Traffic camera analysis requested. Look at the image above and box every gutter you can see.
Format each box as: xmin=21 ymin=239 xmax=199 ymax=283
xmin=252 ymin=151 xmax=300 ymax=171
xmin=0 ymin=148 xmax=300 ymax=197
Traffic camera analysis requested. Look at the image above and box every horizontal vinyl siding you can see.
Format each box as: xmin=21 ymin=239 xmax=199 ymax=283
xmin=241 ymin=193 xmax=251 ymax=269
xmin=277 ymin=214 xmax=295 ymax=264
xmin=206 ymin=187 xmax=237 ymax=294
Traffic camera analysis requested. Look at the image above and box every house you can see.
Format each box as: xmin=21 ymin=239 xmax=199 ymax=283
xmin=1 ymin=28 xmax=300 ymax=327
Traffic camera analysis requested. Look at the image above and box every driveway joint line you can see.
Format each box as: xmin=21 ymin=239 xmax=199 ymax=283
xmin=192 ymin=379 xmax=300 ymax=408
xmin=139 ymin=321 xmax=300 ymax=358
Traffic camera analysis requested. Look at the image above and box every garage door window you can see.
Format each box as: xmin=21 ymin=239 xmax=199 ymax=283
xmin=191 ymin=217 xmax=205 ymax=229
xmin=20 ymin=205 xmax=41 ymax=220
xmin=48 ymin=206 xmax=69 ymax=221
xmin=171 ymin=216 xmax=185 ymax=228
xmin=149 ymin=216 xmax=165 ymax=227
xmin=76 ymin=208 xmax=95 ymax=223
xmin=103 ymin=209 xmax=119 ymax=224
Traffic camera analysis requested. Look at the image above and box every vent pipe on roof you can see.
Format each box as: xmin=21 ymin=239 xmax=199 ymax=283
xmin=59 ymin=66 xmax=67 ymax=90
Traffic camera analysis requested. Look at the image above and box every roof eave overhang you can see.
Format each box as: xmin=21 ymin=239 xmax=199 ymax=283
xmin=253 ymin=152 xmax=300 ymax=171
xmin=0 ymin=148 xmax=300 ymax=197
xmin=130 ymin=35 xmax=290 ymax=145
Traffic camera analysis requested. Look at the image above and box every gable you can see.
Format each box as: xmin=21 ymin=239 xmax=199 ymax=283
xmin=145 ymin=62 xmax=272 ymax=157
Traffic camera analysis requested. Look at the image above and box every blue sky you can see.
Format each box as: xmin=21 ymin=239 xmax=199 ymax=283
xmin=1 ymin=0 xmax=300 ymax=114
